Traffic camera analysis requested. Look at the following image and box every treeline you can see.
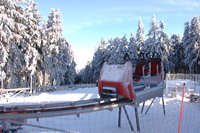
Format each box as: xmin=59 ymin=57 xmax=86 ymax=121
xmin=77 ymin=16 xmax=200 ymax=83
xmin=0 ymin=0 xmax=76 ymax=88
xmin=1 ymin=0 xmax=200 ymax=87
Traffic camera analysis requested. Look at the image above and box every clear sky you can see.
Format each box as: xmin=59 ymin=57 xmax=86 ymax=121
xmin=34 ymin=0 xmax=200 ymax=70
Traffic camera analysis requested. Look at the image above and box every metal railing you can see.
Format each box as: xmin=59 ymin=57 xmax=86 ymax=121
xmin=165 ymin=73 xmax=200 ymax=97
xmin=0 ymin=84 xmax=96 ymax=99
xmin=166 ymin=73 xmax=200 ymax=81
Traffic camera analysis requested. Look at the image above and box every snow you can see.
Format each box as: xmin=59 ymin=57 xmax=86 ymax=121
xmin=0 ymin=88 xmax=99 ymax=106
xmin=167 ymin=79 xmax=195 ymax=88
xmin=101 ymin=63 xmax=131 ymax=82
xmin=166 ymin=79 xmax=200 ymax=94
xmin=1 ymin=79 xmax=200 ymax=133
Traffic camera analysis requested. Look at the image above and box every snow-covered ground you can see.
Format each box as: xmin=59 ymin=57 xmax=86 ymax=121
xmin=0 ymin=87 xmax=99 ymax=106
xmin=0 ymin=80 xmax=200 ymax=133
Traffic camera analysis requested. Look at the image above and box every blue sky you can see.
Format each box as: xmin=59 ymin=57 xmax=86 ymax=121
xmin=35 ymin=0 xmax=200 ymax=70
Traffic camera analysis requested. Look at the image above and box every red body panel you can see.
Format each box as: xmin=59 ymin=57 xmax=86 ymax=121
xmin=98 ymin=62 xmax=136 ymax=100
xmin=150 ymin=58 xmax=161 ymax=75
xmin=133 ymin=59 xmax=149 ymax=82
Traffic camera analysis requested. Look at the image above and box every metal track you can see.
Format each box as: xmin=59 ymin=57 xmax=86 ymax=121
xmin=0 ymin=98 xmax=101 ymax=111
xmin=0 ymin=98 xmax=132 ymax=120
xmin=0 ymin=84 xmax=95 ymax=94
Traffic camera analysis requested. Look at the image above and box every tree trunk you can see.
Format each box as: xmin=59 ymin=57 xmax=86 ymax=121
xmin=43 ymin=71 xmax=46 ymax=86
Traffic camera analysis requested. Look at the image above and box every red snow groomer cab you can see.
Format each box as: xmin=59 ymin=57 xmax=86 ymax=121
xmin=98 ymin=52 xmax=165 ymax=101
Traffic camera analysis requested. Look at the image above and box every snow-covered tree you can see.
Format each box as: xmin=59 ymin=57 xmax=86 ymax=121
xmin=170 ymin=34 xmax=184 ymax=73
xmin=3 ymin=0 xmax=200 ymax=87
xmin=24 ymin=0 xmax=42 ymax=48
xmin=144 ymin=17 xmax=172 ymax=72
xmin=108 ymin=35 xmax=128 ymax=64
xmin=0 ymin=0 xmax=11 ymax=81
xmin=21 ymin=0 xmax=42 ymax=86
xmin=185 ymin=17 xmax=200 ymax=73
xmin=80 ymin=62 xmax=93 ymax=83
xmin=63 ymin=43 xmax=76 ymax=85
xmin=182 ymin=22 xmax=190 ymax=72
xmin=1 ymin=0 xmax=29 ymax=88
xmin=156 ymin=21 xmax=173 ymax=72
xmin=127 ymin=33 xmax=138 ymax=61
xmin=143 ymin=15 xmax=159 ymax=52
xmin=136 ymin=18 xmax=145 ymax=51
xmin=182 ymin=22 xmax=190 ymax=48
xmin=92 ymin=38 xmax=108 ymax=81
xmin=0 ymin=1 xmax=77 ymax=88
xmin=42 ymin=9 xmax=76 ymax=85
xmin=23 ymin=45 xmax=39 ymax=84
xmin=5 ymin=43 xmax=24 ymax=88
xmin=0 ymin=44 xmax=7 ymax=81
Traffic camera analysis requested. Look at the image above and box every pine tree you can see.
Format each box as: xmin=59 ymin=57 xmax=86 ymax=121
xmin=156 ymin=21 xmax=173 ymax=72
xmin=0 ymin=1 xmax=77 ymax=88
xmin=170 ymin=34 xmax=184 ymax=73
xmin=6 ymin=43 xmax=24 ymax=88
xmin=0 ymin=0 xmax=11 ymax=81
xmin=136 ymin=18 xmax=145 ymax=51
xmin=80 ymin=62 xmax=93 ymax=83
xmin=42 ymin=9 xmax=76 ymax=86
xmin=63 ymin=43 xmax=76 ymax=85
xmin=108 ymin=35 xmax=128 ymax=64
xmin=182 ymin=22 xmax=190 ymax=72
xmin=185 ymin=17 xmax=200 ymax=73
xmin=22 ymin=0 xmax=42 ymax=86
xmin=144 ymin=15 xmax=159 ymax=52
xmin=92 ymin=38 xmax=108 ymax=81
xmin=107 ymin=37 xmax=120 ymax=63
xmin=24 ymin=0 xmax=42 ymax=48
xmin=127 ymin=33 xmax=138 ymax=61
xmin=182 ymin=22 xmax=190 ymax=48
xmin=1 ymin=0 xmax=28 ymax=88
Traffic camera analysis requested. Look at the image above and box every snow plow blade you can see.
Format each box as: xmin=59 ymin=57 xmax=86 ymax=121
xmin=98 ymin=62 xmax=136 ymax=100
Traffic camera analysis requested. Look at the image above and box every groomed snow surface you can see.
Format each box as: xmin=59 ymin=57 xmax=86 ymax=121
xmin=1 ymin=80 xmax=200 ymax=133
